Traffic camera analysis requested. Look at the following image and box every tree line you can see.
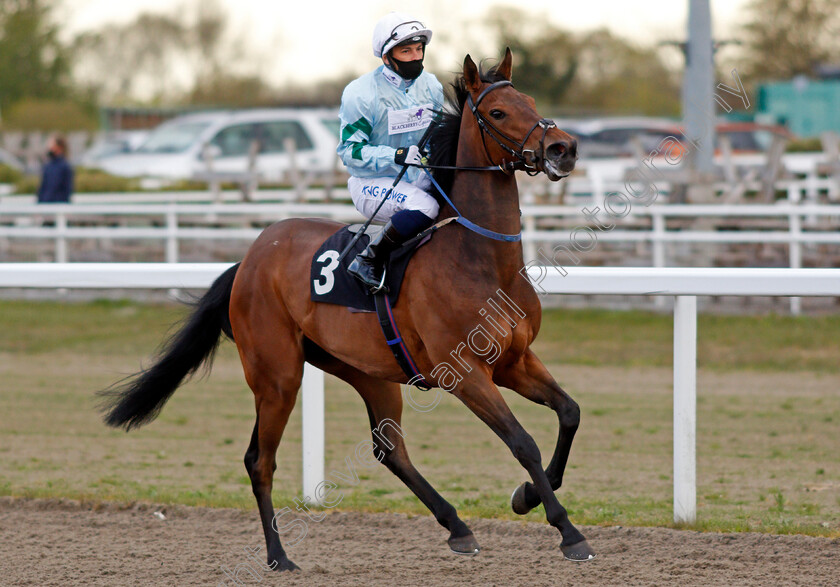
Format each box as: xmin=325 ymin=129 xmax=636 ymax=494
xmin=1 ymin=0 xmax=838 ymax=130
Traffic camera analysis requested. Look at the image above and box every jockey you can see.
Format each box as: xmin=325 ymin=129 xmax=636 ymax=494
xmin=338 ymin=12 xmax=444 ymax=292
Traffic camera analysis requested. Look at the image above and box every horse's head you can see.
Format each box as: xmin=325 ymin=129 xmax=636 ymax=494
xmin=461 ymin=48 xmax=577 ymax=181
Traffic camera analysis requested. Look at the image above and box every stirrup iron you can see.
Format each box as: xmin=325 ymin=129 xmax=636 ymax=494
xmin=370 ymin=269 xmax=388 ymax=294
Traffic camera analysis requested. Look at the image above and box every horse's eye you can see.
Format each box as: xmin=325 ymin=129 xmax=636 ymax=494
xmin=489 ymin=109 xmax=505 ymax=120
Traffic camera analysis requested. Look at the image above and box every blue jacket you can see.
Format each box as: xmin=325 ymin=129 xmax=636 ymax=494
xmin=338 ymin=65 xmax=443 ymax=183
xmin=37 ymin=155 xmax=74 ymax=203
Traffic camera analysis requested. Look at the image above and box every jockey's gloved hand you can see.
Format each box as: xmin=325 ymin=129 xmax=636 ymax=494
xmin=394 ymin=145 xmax=427 ymax=166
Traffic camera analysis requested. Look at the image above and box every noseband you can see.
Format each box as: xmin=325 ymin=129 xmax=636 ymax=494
xmin=466 ymin=80 xmax=557 ymax=176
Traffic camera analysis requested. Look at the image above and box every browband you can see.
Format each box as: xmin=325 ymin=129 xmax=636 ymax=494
xmin=469 ymin=80 xmax=513 ymax=111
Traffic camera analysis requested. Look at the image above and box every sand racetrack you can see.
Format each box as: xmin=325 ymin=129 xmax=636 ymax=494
xmin=2 ymin=497 xmax=838 ymax=586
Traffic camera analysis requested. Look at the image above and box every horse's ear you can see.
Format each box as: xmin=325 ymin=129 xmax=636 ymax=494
xmin=463 ymin=54 xmax=481 ymax=93
xmin=497 ymin=47 xmax=513 ymax=81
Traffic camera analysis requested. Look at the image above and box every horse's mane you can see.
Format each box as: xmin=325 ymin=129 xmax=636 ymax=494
xmin=427 ymin=62 xmax=508 ymax=196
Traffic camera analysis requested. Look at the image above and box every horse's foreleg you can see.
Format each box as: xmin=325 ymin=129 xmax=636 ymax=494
xmin=453 ymin=377 xmax=595 ymax=561
xmin=494 ymin=350 xmax=580 ymax=516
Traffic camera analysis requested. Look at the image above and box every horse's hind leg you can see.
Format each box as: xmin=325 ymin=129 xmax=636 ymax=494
xmin=233 ymin=285 xmax=304 ymax=571
xmin=241 ymin=362 xmax=302 ymax=571
xmin=494 ymin=350 xmax=581 ymax=516
xmin=357 ymin=379 xmax=479 ymax=554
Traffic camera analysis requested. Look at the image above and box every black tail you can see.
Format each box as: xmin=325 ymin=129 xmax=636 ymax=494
xmin=98 ymin=263 xmax=240 ymax=431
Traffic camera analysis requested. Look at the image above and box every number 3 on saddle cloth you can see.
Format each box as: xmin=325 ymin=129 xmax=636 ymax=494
xmin=310 ymin=224 xmax=433 ymax=390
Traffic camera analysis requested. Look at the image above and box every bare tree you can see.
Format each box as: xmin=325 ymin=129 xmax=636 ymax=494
xmin=571 ymin=28 xmax=680 ymax=116
xmin=0 ymin=0 xmax=70 ymax=112
xmin=70 ymin=0 xmax=276 ymax=107
xmin=739 ymin=0 xmax=840 ymax=81
xmin=191 ymin=0 xmax=226 ymax=80
xmin=483 ymin=8 xmax=579 ymax=109
xmin=71 ymin=14 xmax=190 ymax=103
xmin=481 ymin=8 xmax=680 ymax=116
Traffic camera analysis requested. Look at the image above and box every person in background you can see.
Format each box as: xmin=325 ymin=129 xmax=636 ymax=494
xmin=37 ymin=134 xmax=74 ymax=203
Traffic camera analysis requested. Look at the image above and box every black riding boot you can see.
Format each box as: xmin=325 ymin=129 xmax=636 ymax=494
xmin=347 ymin=221 xmax=406 ymax=293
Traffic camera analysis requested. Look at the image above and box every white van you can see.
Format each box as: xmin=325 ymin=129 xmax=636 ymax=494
xmin=96 ymin=108 xmax=341 ymax=181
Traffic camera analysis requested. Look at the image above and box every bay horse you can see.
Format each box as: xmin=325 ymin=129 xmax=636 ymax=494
xmin=99 ymin=48 xmax=595 ymax=570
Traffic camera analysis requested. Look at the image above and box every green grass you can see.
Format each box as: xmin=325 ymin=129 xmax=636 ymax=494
xmin=2 ymin=300 xmax=839 ymax=371
xmin=0 ymin=299 xmax=187 ymax=355
xmin=534 ymin=308 xmax=840 ymax=372
xmin=1 ymin=300 xmax=839 ymax=538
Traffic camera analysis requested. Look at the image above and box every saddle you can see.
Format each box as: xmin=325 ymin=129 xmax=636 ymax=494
xmin=309 ymin=224 xmax=422 ymax=312
xmin=310 ymin=223 xmax=441 ymax=390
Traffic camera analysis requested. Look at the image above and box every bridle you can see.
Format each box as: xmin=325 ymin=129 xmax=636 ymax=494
xmin=466 ymin=80 xmax=557 ymax=176
xmin=413 ymin=80 xmax=564 ymax=243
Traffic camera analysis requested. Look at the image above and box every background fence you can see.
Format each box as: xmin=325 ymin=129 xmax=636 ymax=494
xmin=2 ymin=182 xmax=839 ymax=313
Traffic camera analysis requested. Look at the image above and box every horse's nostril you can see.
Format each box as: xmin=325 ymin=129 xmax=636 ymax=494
xmin=546 ymin=143 xmax=560 ymax=159
xmin=546 ymin=139 xmax=577 ymax=160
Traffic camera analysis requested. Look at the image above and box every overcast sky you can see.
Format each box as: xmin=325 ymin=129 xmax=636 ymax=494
xmin=62 ymin=0 xmax=751 ymax=84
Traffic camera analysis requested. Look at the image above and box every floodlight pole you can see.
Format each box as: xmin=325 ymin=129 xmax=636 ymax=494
xmin=683 ymin=0 xmax=716 ymax=176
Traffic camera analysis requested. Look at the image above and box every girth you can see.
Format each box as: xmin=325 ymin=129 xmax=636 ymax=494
xmin=374 ymin=293 xmax=431 ymax=391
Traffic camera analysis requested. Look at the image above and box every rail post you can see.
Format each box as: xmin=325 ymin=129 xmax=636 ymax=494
xmin=787 ymin=190 xmax=803 ymax=316
xmin=55 ymin=210 xmax=68 ymax=263
xmin=652 ymin=210 xmax=667 ymax=308
xmin=283 ymin=138 xmax=304 ymax=202
xmin=302 ymin=363 xmax=325 ymax=505
xmin=165 ymin=205 xmax=178 ymax=264
xmin=165 ymin=205 xmax=179 ymax=298
xmin=673 ymin=295 xmax=697 ymax=524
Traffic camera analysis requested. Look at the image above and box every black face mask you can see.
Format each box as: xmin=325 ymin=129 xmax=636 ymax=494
xmin=389 ymin=56 xmax=424 ymax=80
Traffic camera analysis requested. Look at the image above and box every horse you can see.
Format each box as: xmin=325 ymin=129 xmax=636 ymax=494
xmin=99 ymin=48 xmax=595 ymax=571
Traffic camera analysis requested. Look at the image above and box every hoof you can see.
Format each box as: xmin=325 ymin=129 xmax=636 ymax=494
xmin=561 ymin=539 xmax=596 ymax=562
xmin=510 ymin=482 xmax=535 ymax=515
xmin=273 ymin=557 xmax=301 ymax=572
xmin=448 ymin=533 xmax=480 ymax=555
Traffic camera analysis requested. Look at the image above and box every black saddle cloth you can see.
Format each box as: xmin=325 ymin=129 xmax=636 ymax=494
xmin=310 ymin=226 xmax=422 ymax=311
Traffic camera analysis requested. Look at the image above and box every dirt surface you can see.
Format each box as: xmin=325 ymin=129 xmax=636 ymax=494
xmin=2 ymin=497 xmax=838 ymax=586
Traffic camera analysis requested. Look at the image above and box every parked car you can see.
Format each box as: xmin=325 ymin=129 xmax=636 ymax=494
xmin=563 ymin=117 xmax=681 ymax=159
xmin=566 ymin=117 xmax=794 ymax=160
xmin=94 ymin=109 xmax=340 ymax=181
xmin=715 ymin=122 xmax=794 ymax=153
xmin=0 ymin=146 xmax=25 ymax=172
xmin=78 ymin=131 xmax=150 ymax=168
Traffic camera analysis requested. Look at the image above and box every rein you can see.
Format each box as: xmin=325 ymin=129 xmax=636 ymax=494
xmin=414 ymin=162 xmax=514 ymax=173
xmin=422 ymin=168 xmax=521 ymax=242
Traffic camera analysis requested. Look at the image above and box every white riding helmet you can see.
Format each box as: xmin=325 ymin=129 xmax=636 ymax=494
xmin=372 ymin=12 xmax=433 ymax=58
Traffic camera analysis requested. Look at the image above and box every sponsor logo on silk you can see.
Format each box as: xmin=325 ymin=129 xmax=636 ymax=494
xmin=388 ymin=104 xmax=434 ymax=135
xmin=382 ymin=68 xmax=402 ymax=88
xmin=361 ymin=184 xmax=408 ymax=203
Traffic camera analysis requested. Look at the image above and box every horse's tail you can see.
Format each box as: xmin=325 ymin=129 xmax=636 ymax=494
xmin=98 ymin=263 xmax=240 ymax=431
